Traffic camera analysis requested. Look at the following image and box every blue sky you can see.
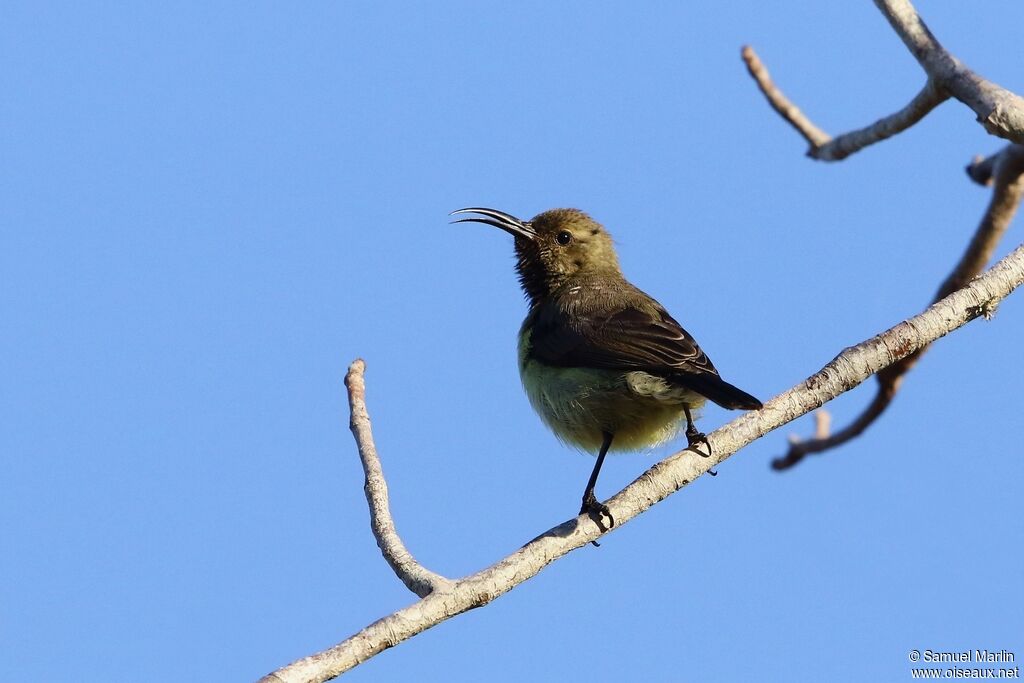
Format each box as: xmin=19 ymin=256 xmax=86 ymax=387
xmin=3 ymin=2 xmax=1022 ymax=681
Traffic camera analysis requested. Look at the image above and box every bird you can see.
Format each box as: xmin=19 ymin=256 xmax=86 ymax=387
xmin=451 ymin=207 xmax=762 ymax=530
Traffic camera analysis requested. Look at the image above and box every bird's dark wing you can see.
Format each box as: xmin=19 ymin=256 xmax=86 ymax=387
xmin=529 ymin=301 xmax=718 ymax=376
xmin=528 ymin=294 xmax=762 ymax=410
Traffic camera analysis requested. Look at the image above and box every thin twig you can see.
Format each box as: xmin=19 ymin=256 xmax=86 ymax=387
xmin=345 ymin=360 xmax=453 ymax=597
xmin=261 ymin=243 xmax=1024 ymax=682
xmin=773 ymin=144 xmax=1024 ymax=470
xmin=742 ymin=45 xmax=948 ymax=161
xmin=740 ymin=45 xmax=830 ymax=151
xmin=813 ymin=80 xmax=947 ymax=161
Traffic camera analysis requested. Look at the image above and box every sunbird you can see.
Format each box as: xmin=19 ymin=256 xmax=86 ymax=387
xmin=452 ymin=207 xmax=762 ymax=528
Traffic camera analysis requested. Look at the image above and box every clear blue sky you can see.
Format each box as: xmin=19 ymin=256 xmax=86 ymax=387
xmin=3 ymin=3 xmax=1022 ymax=681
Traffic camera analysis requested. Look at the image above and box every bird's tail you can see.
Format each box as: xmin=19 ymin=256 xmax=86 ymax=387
xmin=677 ymin=373 xmax=763 ymax=411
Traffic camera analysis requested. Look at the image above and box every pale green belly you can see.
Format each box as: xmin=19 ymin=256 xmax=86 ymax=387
xmin=518 ymin=345 xmax=703 ymax=454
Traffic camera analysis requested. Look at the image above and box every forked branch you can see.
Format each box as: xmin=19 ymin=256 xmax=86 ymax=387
xmin=745 ymin=0 xmax=1024 ymax=162
xmin=742 ymin=46 xmax=947 ymax=161
xmin=773 ymin=143 xmax=1024 ymax=469
xmin=875 ymin=0 xmax=1024 ymax=143
xmin=743 ymin=0 xmax=1024 ymax=467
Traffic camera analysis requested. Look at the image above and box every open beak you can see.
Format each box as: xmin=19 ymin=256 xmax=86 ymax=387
xmin=449 ymin=207 xmax=536 ymax=241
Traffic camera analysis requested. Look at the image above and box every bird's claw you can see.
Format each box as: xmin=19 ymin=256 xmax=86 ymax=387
xmin=580 ymin=491 xmax=614 ymax=532
xmin=686 ymin=429 xmax=712 ymax=458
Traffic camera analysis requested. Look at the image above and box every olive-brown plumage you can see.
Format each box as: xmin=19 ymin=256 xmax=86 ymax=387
xmin=451 ymin=207 xmax=762 ymax=529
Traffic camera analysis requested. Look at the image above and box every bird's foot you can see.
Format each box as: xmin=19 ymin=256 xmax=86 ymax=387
xmin=686 ymin=429 xmax=712 ymax=458
xmin=580 ymin=490 xmax=614 ymax=532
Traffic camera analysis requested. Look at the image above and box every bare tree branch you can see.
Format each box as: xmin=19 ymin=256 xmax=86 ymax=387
xmin=874 ymin=0 xmax=1024 ymax=143
xmin=745 ymin=0 xmax=1024 ymax=162
xmin=344 ymin=360 xmax=453 ymax=598
xmin=774 ymin=144 xmax=1024 ymax=469
xmin=741 ymin=45 xmax=947 ymax=161
xmin=260 ymin=242 xmax=1024 ymax=682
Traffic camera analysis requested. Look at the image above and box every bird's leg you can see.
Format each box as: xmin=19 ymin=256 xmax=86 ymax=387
xmin=580 ymin=432 xmax=615 ymax=532
xmin=683 ymin=405 xmax=712 ymax=458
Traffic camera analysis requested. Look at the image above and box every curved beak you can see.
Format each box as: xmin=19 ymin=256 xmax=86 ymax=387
xmin=449 ymin=207 xmax=536 ymax=241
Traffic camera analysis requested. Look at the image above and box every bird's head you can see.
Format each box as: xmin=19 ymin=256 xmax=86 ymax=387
xmin=451 ymin=207 xmax=621 ymax=303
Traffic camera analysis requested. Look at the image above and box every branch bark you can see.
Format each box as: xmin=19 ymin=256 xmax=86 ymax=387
xmin=874 ymin=0 xmax=1024 ymax=143
xmin=260 ymin=241 xmax=1024 ymax=682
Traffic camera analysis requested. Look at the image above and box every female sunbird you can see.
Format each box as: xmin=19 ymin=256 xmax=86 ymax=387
xmin=451 ymin=207 xmax=762 ymax=528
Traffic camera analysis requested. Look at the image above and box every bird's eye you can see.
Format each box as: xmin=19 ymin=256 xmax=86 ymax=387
xmin=556 ymin=230 xmax=573 ymax=246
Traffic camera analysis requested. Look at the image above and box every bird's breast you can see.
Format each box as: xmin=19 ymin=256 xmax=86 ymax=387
xmin=517 ymin=323 xmax=701 ymax=453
